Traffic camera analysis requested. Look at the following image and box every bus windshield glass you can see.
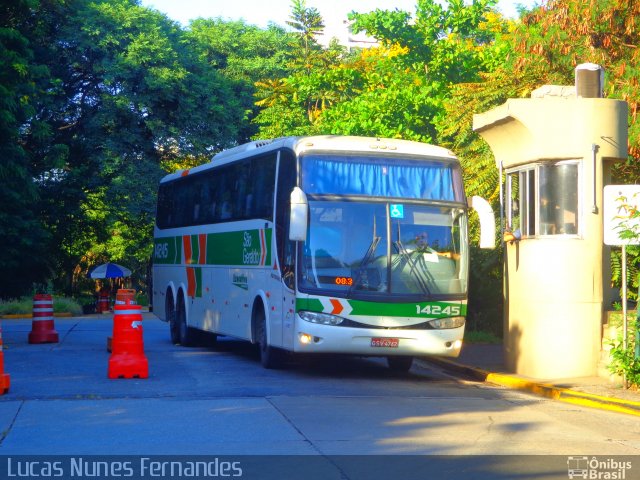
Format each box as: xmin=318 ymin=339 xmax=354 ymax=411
xmin=299 ymin=201 xmax=467 ymax=298
xmin=301 ymin=153 xmax=464 ymax=202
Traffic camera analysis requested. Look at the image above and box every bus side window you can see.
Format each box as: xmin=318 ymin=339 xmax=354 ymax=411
xmin=233 ymin=162 xmax=249 ymax=219
xmin=220 ymin=191 xmax=232 ymax=220
xmin=192 ymin=179 xmax=202 ymax=223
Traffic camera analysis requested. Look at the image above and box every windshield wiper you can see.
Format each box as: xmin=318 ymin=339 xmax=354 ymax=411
xmin=393 ymin=226 xmax=432 ymax=296
xmin=347 ymin=235 xmax=380 ymax=296
xmin=347 ymin=216 xmax=382 ymax=296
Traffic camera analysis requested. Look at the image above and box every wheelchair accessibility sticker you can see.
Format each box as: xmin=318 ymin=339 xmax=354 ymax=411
xmin=390 ymin=204 xmax=404 ymax=219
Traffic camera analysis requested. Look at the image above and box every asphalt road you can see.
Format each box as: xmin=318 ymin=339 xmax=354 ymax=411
xmin=0 ymin=314 xmax=637 ymax=479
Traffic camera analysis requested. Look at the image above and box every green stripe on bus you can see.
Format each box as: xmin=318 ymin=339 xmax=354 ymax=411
xmin=153 ymin=236 xmax=182 ymax=265
xmin=154 ymin=229 xmax=272 ymax=267
xmin=206 ymin=230 xmax=271 ymax=266
xmin=296 ymin=298 xmax=467 ymax=318
xmin=190 ymin=235 xmax=199 ymax=264
xmin=296 ymin=298 xmax=324 ymax=312
xmin=174 ymin=236 xmax=182 ymax=264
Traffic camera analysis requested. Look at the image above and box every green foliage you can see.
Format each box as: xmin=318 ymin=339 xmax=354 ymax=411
xmin=53 ymin=297 xmax=83 ymax=316
xmin=349 ymin=0 xmax=499 ymax=83
xmin=186 ymin=19 xmax=293 ymax=141
xmin=314 ymin=46 xmax=438 ymax=141
xmin=135 ymin=291 xmax=149 ymax=307
xmin=286 ymin=0 xmax=325 ymax=74
xmin=511 ymin=0 xmax=640 ymax=164
xmin=464 ymin=329 xmax=502 ymax=344
xmin=0 ymin=298 xmax=35 ymax=315
xmin=611 ymin=246 xmax=640 ymax=303
xmin=253 ymin=102 xmax=312 ymax=138
xmin=607 ymin=321 xmax=640 ymax=387
xmin=606 ymin=196 xmax=640 ymax=387
xmin=466 ymin=243 xmax=503 ymax=337
xmin=254 ymin=0 xmax=506 ymax=142
xmin=1 ymin=0 xmax=249 ymax=299
xmin=0 ymin=0 xmax=55 ymax=297
xmin=0 ymin=296 xmax=81 ymax=315
xmin=609 ymin=193 xmax=640 ymax=303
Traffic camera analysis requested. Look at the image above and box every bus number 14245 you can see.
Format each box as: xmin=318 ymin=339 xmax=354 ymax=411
xmin=416 ymin=304 xmax=461 ymax=316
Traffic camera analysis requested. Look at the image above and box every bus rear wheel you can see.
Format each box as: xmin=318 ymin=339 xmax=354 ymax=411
xmin=387 ymin=356 xmax=413 ymax=372
xmin=177 ymin=293 xmax=197 ymax=347
xmin=167 ymin=292 xmax=179 ymax=345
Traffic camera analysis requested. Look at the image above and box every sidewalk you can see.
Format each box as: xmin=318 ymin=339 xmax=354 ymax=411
xmin=426 ymin=343 xmax=640 ymax=417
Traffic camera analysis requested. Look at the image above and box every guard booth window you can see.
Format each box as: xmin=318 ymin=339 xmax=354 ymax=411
xmin=506 ymin=161 xmax=580 ymax=237
xmin=507 ymin=168 xmax=535 ymax=236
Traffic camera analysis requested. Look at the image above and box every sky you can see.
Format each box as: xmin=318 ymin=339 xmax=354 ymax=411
xmin=140 ymin=0 xmax=540 ymax=43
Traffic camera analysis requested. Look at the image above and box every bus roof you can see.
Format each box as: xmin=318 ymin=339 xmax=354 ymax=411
xmin=159 ymin=136 xmax=457 ymax=183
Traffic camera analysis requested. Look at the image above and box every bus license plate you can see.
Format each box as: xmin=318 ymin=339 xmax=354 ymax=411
xmin=371 ymin=337 xmax=399 ymax=348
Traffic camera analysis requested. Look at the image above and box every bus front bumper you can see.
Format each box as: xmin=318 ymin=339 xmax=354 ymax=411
xmin=293 ymin=316 xmax=463 ymax=357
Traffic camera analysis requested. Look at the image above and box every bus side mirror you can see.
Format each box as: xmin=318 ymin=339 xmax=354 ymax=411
xmin=289 ymin=187 xmax=308 ymax=242
xmin=468 ymin=196 xmax=495 ymax=249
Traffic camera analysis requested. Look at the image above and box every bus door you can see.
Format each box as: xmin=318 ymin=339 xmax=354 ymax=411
xmin=275 ymin=150 xmax=298 ymax=350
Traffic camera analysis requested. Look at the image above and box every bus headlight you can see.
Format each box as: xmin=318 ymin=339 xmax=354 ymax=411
xmin=428 ymin=317 xmax=465 ymax=329
xmin=299 ymin=310 xmax=344 ymax=326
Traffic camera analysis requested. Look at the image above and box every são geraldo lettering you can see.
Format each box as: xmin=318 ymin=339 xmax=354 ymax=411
xmin=242 ymin=231 xmax=260 ymax=265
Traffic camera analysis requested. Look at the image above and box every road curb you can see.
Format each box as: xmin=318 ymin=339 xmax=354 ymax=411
xmin=423 ymin=356 xmax=640 ymax=417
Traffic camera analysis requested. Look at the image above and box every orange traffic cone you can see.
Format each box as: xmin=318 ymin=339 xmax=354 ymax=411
xmin=0 ymin=323 xmax=10 ymax=394
xmin=108 ymin=304 xmax=148 ymax=379
xmin=107 ymin=289 xmax=137 ymax=352
xmin=29 ymin=294 xmax=59 ymax=344
xmin=97 ymin=292 xmax=110 ymax=313
xmin=115 ymin=289 xmax=137 ymax=306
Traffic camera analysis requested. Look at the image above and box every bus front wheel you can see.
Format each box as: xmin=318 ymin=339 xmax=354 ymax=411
xmin=255 ymin=307 xmax=282 ymax=369
xmin=387 ymin=356 xmax=413 ymax=372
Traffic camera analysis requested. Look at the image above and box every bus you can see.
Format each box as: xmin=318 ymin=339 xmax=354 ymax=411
xmin=152 ymin=136 xmax=494 ymax=371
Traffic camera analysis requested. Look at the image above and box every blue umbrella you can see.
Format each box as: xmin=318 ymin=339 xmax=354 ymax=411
xmin=88 ymin=262 xmax=132 ymax=279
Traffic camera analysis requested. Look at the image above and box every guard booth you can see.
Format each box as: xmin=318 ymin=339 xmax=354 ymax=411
xmin=473 ymin=65 xmax=628 ymax=378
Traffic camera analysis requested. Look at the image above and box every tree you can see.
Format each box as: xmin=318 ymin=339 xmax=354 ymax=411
xmin=314 ymin=45 xmax=437 ymax=141
xmin=444 ymin=0 xmax=640 ymax=189
xmin=3 ymin=0 xmax=247 ymax=296
xmin=435 ymin=8 xmax=521 ymax=203
xmin=349 ymin=0 xmax=499 ymax=84
xmin=255 ymin=0 xmax=505 ymax=142
xmin=286 ymin=0 xmax=325 ymax=74
xmin=186 ymin=19 xmax=293 ymax=142
xmin=0 ymin=0 xmax=54 ymax=297
xmin=510 ymin=0 xmax=640 ymax=167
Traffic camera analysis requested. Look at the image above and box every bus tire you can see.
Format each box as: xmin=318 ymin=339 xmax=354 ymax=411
xmin=166 ymin=291 xmax=179 ymax=345
xmin=387 ymin=356 xmax=413 ymax=372
xmin=255 ymin=306 xmax=282 ymax=369
xmin=177 ymin=292 xmax=197 ymax=347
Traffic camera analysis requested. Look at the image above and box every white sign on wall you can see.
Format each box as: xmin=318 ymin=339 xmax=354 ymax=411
xmin=603 ymin=185 xmax=640 ymax=246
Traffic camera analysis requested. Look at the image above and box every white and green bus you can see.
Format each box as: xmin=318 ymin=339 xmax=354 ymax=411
xmin=152 ymin=136 xmax=494 ymax=370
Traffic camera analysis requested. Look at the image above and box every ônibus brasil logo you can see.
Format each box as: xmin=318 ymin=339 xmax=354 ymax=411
xmin=567 ymin=456 xmax=632 ymax=479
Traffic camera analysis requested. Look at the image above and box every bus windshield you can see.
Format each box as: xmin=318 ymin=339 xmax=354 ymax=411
xmin=299 ymin=201 xmax=467 ymax=299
